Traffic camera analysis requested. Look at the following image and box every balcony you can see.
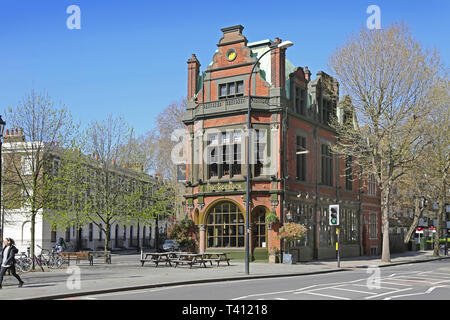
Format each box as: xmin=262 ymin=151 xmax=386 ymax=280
xmin=198 ymin=97 xmax=270 ymax=114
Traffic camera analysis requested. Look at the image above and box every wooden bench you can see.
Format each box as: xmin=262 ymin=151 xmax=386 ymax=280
xmin=59 ymin=251 xmax=90 ymax=265
xmin=60 ymin=251 xmax=111 ymax=266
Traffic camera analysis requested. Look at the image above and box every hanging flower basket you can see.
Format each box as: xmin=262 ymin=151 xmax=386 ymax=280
xmin=278 ymin=222 xmax=307 ymax=242
xmin=265 ymin=211 xmax=280 ymax=230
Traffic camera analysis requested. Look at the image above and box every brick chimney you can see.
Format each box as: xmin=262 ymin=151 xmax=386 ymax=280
xmin=124 ymin=162 xmax=144 ymax=173
xmin=332 ymin=78 xmax=339 ymax=97
xmin=304 ymin=66 xmax=311 ymax=82
xmin=4 ymin=128 xmax=26 ymax=143
xmin=187 ymin=54 xmax=201 ymax=100
xmin=271 ymin=37 xmax=286 ymax=89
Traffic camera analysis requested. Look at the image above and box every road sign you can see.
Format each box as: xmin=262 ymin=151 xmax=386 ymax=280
xmin=416 ymin=227 xmax=424 ymax=234
xmin=429 ymin=227 xmax=436 ymax=232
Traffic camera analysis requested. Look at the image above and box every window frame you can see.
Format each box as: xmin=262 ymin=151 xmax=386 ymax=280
xmin=369 ymin=213 xmax=378 ymax=240
xmin=321 ymin=144 xmax=333 ymax=186
xmin=296 ymin=135 xmax=306 ymax=181
xmin=206 ymin=202 xmax=245 ymax=248
xmin=345 ymin=155 xmax=353 ymax=191
xmin=218 ymin=80 xmax=244 ymax=99
xmin=207 ymin=131 xmax=243 ymax=179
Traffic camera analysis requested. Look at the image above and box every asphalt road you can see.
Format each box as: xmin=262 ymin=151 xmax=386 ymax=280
xmin=70 ymin=259 xmax=450 ymax=300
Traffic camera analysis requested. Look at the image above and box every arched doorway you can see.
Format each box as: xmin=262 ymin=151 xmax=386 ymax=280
xmin=205 ymin=201 xmax=245 ymax=248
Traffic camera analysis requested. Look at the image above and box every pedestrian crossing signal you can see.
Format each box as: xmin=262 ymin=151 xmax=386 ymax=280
xmin=329 ymin=204 xmax=339 ymax=226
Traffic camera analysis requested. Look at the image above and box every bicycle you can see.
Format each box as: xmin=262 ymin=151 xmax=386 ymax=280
xmin=36 ymin=245 xmax=65 ymax=269
xmin=15 ymin=252 xmax=33 ymax=273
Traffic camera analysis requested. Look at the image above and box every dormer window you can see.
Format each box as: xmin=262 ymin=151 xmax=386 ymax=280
xmin=321 ymin=98 xmax=334 ymax=125
xmin=295 ymin=87 xmax=306 ymax=115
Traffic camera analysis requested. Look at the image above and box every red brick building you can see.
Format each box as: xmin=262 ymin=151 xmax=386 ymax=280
xmin=182 ymin=25 xmax=381 ymax=262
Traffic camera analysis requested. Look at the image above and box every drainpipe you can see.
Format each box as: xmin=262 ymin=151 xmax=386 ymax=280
xmin=314 ymin=124 xmax=319 ymax=260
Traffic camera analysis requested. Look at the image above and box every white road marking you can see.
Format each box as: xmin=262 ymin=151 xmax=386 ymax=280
xmin=331 ymin=286 xmax=378 ymax=295
xmin=419 ymin=271 xmax=450 ymax=277
xmin=351 ymin=283 xmax=400 ymax=291
xmin=378 ymin=281 xmax=412 ymax=287
xmin=301 ymin=291 xmax=351 ymax=300
xmin=395 ymin=275 xmax=449 ymax=283
xmin=365 ymin=288 xmax=412 ymax=300
xmin=233 ymin=288 xmax=305 ymax=300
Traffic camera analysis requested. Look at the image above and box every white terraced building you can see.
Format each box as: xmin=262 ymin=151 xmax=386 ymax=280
xmin=0 ymin=128 xmax=171 ymax=253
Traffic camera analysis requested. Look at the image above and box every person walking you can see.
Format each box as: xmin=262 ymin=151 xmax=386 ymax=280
xmin=0 ymin=238 xmax=24 ymax=289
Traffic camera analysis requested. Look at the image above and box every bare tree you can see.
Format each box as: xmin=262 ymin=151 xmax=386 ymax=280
xmin=143 ymin=98 xmax=187 ymax=222
xmin=329 ymin=23 xmax=442 ymax=262
xmin=425 ymin=79 xmax=449 ymax=256
xmin=145 ymin=98 xmax=186 ymax=181
xmin=81 ymin=115 xmax=137 ymax=257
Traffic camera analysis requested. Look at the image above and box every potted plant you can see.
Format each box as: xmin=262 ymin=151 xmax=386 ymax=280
xmin=265 ymin=211 xmax=280 ymax=230
xmin=269 ymin=246 xmax=281 ymax=263
xmin=278 ymin=222 xmax=307 ymax=264
xmin=168 ymin=217 xmax=198 ymax=252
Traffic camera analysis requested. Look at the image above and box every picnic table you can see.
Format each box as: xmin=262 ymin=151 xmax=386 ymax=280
xmin=202 ymin=252 xmax=231 ymax=267
xmin=170 ymin=253 xmax=207 ymax=268
xmin=140 ymin=252 xmax=174 ymax=267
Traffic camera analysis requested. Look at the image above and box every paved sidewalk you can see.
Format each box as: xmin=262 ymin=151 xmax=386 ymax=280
xmin=0 ymin=250 xmax=447 ymax=300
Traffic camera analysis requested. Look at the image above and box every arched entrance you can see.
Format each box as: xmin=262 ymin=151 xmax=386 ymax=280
xmin=205 ymin=200 xmax=245 ymax=248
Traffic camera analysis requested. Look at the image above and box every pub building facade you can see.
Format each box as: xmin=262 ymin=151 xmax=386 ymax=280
xmin=182 ymin=25 xmax=382 ymax=262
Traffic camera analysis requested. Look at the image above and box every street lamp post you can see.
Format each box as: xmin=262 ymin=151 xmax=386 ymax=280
xmin=0 ymin=115 xmax=6 ymax=250
xmin=245 ymin=40 xmax=293 ymax=275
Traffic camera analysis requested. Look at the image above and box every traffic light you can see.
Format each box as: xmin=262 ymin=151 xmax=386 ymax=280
xmin=329 ymin=204 xmax=339 ymax=226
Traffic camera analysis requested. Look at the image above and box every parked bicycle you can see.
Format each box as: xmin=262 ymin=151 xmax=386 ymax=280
xmin=15 ymin=252 xmax=33 ymax=273
xmin=36 ymin=245 xmax=66 ymax=269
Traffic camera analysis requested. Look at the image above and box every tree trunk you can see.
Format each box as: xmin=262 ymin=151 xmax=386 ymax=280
xmin=104 ymin=224 xmax=110 ymax=263
xmin=155 ymin=219 xmax=159 ymax=252
xmin=433 ymin=179 xmax=446 ymax=256
xmin=404 ymin=198 xmax=423 ymax=244
xmin=30 ymin=212 xmax=36 ymax=270
xmin=381 ymin=185 xmax=391 ymax=262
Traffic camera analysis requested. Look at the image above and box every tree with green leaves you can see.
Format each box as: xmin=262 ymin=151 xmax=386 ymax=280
xmin=3 ymin=90 xmax=75 ymax=269
xmin=43 ymin=115 xmax=176 ymax=260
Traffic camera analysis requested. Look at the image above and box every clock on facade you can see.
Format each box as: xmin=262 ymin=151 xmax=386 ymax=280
xmin=226 ymin=48 xmax=237 ymax=61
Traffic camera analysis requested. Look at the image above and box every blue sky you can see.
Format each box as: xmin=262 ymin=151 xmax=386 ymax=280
xmin=0 ymin=0 xmax=448 ymax=136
